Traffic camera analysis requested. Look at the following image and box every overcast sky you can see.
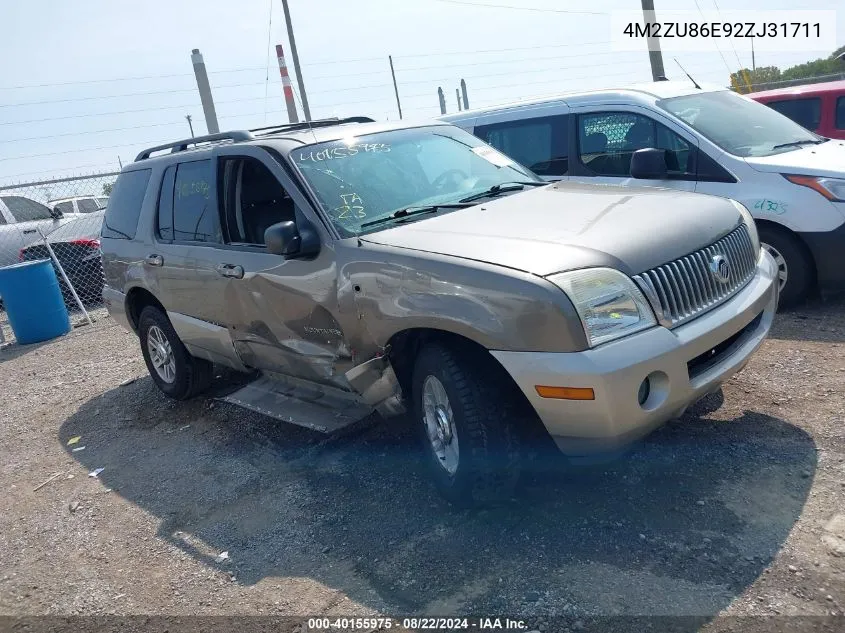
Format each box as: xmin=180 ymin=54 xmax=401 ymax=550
xmin=0 ymin=0 xmax=842 ymax=186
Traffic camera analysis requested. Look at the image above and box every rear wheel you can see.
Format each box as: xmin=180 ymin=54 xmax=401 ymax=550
xmin=138 ymin=306 xmax=213 ymax=399
xmin=758 ymin=225 xmax=813 ymax=307
xmin=411 ymin=343 xmax=523 ymax=506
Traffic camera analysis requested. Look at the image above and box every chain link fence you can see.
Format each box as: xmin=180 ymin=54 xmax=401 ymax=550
xmin=0 ymin=172 xmax=119 ymax=345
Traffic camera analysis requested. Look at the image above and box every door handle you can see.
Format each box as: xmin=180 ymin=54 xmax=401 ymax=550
xmin=146 ymin=254 xmax=163 ymax=266
xmin=23 ymin=229 xmax=36 ymax=234
xmin=216 ymin=263 xmax=244 ymax=279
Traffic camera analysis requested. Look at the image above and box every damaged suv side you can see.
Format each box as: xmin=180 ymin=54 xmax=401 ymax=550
xmin=101 ymin=119 xmax=778 ymax=504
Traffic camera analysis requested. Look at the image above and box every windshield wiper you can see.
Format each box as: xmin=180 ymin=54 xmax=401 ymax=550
xmin=458 ymin=181 xmax=545 ymax=204
xmin=359 ymin=203 xmax=472 ymax=229
xmin=772 ymin=139 xmax=825 ymax=150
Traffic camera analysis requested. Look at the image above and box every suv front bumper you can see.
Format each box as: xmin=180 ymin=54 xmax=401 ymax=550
xmin=491 ymin=251 xmax=778 ymax=454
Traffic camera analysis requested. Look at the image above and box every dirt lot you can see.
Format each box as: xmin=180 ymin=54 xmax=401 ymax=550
xmin=1 ymin=297 xmax=845 ymax=631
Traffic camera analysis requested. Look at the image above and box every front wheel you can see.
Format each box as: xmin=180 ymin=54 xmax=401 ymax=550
xmin=411 ymin=343 xmax=523 ymax=506
xmin=138 ymin=306 xmax=213 ymax=400
xmin=758 ymin=225 xmax=813 ymax=307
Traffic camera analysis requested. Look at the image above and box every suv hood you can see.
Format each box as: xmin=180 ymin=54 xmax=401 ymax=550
xmin=361 ymin=182 xmax=742 ymax=276
xmin=745 ymin=138 xmax=845 ymax=177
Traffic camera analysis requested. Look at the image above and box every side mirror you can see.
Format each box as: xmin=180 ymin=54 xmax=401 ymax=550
xmin=264 ymin=219 xmax=320 ymax=259
xmin=630 ymin=148 xmax=668 ymax=180
xmin=50 ymin=207 xmax=64 ymax=220
xmin=265 ymin=220 xmax=300 ymax=257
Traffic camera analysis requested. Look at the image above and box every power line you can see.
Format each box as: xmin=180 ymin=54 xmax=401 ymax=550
xmin=263 ymin=0 xmax=274 ymax=123
xmin=0 ymin=162 xmax=122 ymax=182
xmin=463 ymin=66 xmax=654 ymax=95
xmin=0 ymin=121 xmax=184 ymax=144
xmin=0 ymin=76 xmax=405 ymax=109
xmin=0 ymin=67 xmax=267 ymax=91
xmin=397 ymin=58 xmax=650 ymax=88
xmin=397 ymin=48 xmax=616 ymax=72
xmin=0 ymin=90 xmax=328 ymax=126
xmin=0 ymin=81 xmax=269 ymax=108
xmin=692 ymin=0 xmax=733 ymax=75
xmin=711 ymin=0 xmax=746 ymax=71
xmin=0 ymin=103 xmax=203 ymax=126
xmin=301 ymin=54 xmax=387 ymax=67
xmin=432 ymin=0 xmax=607 ymax=15
xmin=398 ymin=40 xmax=608 ymax=59
xmin=310 ymin=82 xmax=393 ymax=95
xmin=0 ymin=43 xmax=612 ymax=92
xmin=0 ymin=139 xmax=170 ymax=162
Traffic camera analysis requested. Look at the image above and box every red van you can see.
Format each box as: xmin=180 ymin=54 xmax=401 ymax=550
xmin=750 ymin=80 xmax=845 ymax=139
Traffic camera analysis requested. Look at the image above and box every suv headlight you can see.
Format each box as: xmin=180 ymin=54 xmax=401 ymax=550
xmin=548 ymin=268 xmax=657 ymax=348
xmin=729 ymin=199 xmax=760 ymax=255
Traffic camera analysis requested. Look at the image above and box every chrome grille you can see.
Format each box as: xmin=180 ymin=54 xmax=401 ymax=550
xmin=633 ymin=225 xmax=757 ymax=328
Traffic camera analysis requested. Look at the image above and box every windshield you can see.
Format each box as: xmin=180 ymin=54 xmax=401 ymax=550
xmin=659 ymin=90 xmax=822 ymax=158
xmin=291 ymin=125 xmax=539 ymax=236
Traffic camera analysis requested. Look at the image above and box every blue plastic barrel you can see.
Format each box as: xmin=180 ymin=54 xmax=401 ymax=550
xmin=0 ymin=259 xmax=70 ymax=344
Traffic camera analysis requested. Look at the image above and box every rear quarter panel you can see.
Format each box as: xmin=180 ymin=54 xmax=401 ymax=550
xmin=100 ymin=163 xmax=167 ymax=318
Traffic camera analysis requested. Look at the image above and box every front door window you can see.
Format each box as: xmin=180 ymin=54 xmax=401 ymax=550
xmin=577 ymin=112 xmax=693 ymax=178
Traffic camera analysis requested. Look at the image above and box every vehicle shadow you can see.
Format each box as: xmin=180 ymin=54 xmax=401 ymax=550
xmin=59 ymin=380 xmax=816 ymax=623
xmin=770 ymin=293 xmax=845 ymax=343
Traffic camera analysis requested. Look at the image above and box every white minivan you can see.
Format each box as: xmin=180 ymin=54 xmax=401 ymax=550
xmin=443 ymin=81 xmax=845 ymax=305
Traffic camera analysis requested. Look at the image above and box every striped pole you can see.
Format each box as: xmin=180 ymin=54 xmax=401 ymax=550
xmin=276 ymin=44 xmax=299 ymax=123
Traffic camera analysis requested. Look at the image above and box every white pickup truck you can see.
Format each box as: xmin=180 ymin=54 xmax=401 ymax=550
xmin=0 ymin=195 xmax=69 ymax=267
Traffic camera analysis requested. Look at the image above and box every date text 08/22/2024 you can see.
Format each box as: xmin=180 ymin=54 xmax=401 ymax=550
xmin=306 ymin=617 xmax=529 ymax=630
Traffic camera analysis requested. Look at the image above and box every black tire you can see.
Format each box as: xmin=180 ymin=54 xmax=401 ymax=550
xmin=758 ymin=225 xmax=814 ymax=307
xmin=138 ymin=306 xmax=213 ymax=400
xmin=411 ymin=342 xmax=523 ymax=506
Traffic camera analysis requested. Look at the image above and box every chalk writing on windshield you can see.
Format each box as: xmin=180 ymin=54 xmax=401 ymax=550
xmin=335 ymin=192 xmax=366 ymax=220
xmin=298 ymin=143 xmax=391 ymax=162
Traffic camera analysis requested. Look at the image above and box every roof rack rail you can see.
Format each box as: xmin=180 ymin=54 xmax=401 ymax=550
xmin=133 ymin=117 xmax=375 ymax=162
xmin=135 ymin=131 xmax=253 ymax=161
xmin=249 ymin=116 xmax=375 ymax=137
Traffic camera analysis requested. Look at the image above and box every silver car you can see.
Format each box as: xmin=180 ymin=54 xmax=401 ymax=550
xmin=100 ymin=119 xmax=778 ymax=504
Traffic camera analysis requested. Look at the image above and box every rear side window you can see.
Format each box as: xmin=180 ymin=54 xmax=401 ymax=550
xmin=0 ymin=196 xmax=52 ymax=222
xmin=476 ymin=115 xmax=569 ymax=176
xmin=77 ymin=198 xmax=100 ymax=213
xmin=102 ymin=169 xmax=151 ymax=240
xmin=54 ymin=201 xmax=74 ymax=216
xmin=767 ymin=98 xmax=821 ymax=131
xmin=172 ymin=160 xmax=220 ymax=243
xmin=836 ymin=97 xmax=845 ymax=130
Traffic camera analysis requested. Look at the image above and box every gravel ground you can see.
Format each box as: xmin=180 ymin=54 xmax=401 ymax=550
xmin=1 ymin=298 xmax=844 ymax=632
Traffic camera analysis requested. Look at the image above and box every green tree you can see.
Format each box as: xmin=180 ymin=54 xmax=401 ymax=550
xmin=731 ymin=65 xmax=781 ymax=91
xmin=733 ymin=47 xmax=845 ymax=92
xmin=102 ymin=181 xmax=115 ymax=196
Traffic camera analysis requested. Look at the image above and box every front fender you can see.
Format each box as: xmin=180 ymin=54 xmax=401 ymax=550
xmin=338 ymin=242 xmax=588 ymax=359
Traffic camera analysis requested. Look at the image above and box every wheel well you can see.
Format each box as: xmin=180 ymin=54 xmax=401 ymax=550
xmin=125 ymin=287 xmax=166 ymax=332
xmin=386 ymin=329 xmax=489 ymax=397
xmin=754 ymin=219 xmax=817 ymax=282
xmin=386 ymin=327 xmax=553 ymax=448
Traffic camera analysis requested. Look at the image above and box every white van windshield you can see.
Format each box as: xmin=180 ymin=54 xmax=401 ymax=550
xmin=659 ymin=90 xmax=824 ymax=158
